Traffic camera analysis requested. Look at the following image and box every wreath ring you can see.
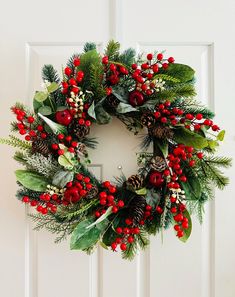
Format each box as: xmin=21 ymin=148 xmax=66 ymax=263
xmin=1 ymin=41 xmax=230 ymax=260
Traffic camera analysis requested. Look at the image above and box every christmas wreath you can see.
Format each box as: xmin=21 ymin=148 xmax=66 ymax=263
xmin=1 ymin=41 xmax=231 ymax=260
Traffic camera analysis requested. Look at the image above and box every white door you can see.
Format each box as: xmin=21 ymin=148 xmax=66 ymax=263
xmin=0 ymin=1 xmax=235 ymax=297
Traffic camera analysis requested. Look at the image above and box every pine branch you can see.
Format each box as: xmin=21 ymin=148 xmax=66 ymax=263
xmin=42 ymin=65 xmax=60 ymax=84
xmin=90 ymin=63 xmax=106 ymax=100
xmin=82 ymin=137 xmax=98 ymax=149
xmin=118 ymin=48 xmax=136 ymax=66
xmin=14 ymin=151 xmax=28 ymax=165
xmin=16 ymin=187 xmax=43 ymax=201
xmin=153 ymin=83 xmax=196 ymax=101
xmin=105 ymin=40 xmax=120 ymax=60
xmin=203 ymin=156 xmax=232 ymax=168
xmin=66 ymin=53 xmax=80 ymax=72
xmin=10 ymin=121 xmax=19 ymax=132
xmin=84 ymin=42 xmax=96 ymax=52
xmin=154 ymin=74 xmax=181 ymax=83
xmin=0 ymin=135 xmax=32 ymax=150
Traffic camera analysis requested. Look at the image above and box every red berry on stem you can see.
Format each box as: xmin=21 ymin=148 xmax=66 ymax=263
xmin=111 ymin=242 xmax=117 ymax=251
xmin=127 ymin=236 xmax=134 ymax=243
xmin=197 ymin=152 xmax=203 ymax=159
xmin=157 ymin=53 xmax=163 ymax=60
xmin=152 ymin=64 xmax=159 ymax=73
xmin=22 ymin=196 xmax=30 ymax=203
xmin=168 ymin=57 xmax=175 ymax=63
xmin=116 ymin=227 xmax=123 ymax=234
xmin=64 ymin=67 xmax=72 ymax=76
xmin=162 ymin=63 xmax=169 ymax=69
xmin=102 ymin=56 xmax=109 ymax=64
xmin=174 ymin=224 xmax=181 ymax=231
xmin=177 ymin=230 xmax=184 ymax=238
xmin=120 ymin=243 xmax=127 ymax=251
xmin=147 ymin=53 xmax=153 ymax=60
xmin=73 ymin=57 xmax=80 ymax=67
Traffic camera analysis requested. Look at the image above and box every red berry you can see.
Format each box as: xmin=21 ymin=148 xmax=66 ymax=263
xmin=50 ymin=205 xmax=57 ymax=213
xmin=171 ymin=207 xmax=177 ymax=214
xmin=197 ymin=152 xmax=203 ymax=159
xmin=212 ymin=125 xmax=219 ymax=131
xmin=123 ymin=227 xmax=130 ymax=234
xmin=177 ymin=230 xmax=184 ymax=238
xmin=146 ymin=205 xmax=152 ymax=211
xmin=127 ymin=236 xmax=134 ymax=243
xmin=168 ymin=57 xmax=175 ymax=63
xmin=68 ymin=147 xmax=75 ymax=153
xmin=170 ymin=196 xmax=177 ymax=203
xmin=25 ymin=135 xmax=31 ymax=141
xmin=30 ymin=200 xmax=38 ymax=207
xmin=109 ymin=186 xmax=116 ymax=194
xmin=41 ymin=207 xmax=48 ymax=215
xmin=131 ymin=63 xmax=137 ymax=70
xmin=196 ymin=113 xmax=203 ymax=120
xmin=157 ymin=53 xmax=163 ymax=60
xmin=132 ymin=227 xmax=140 ymax=234
xmin=37 ymin=125 xmax=44 ymax=131
xmin=111 ymin=242 xmax=117 ymax=251
xmin=161 ymin=117 xmax=167 ymax=123
xmin=85 ymin=120 xmax=91 ymax=127
xmin=180 ymin=176 xmax=187 ymax=182
xmin=174 ymin=213 xmax=184 ymax=222
xmin=116 ymin=227 xmax=123 ymax=234
xmin=73 ymin=57 xmax=80 ymax=67
xmin=77 ymin=71 xmax=84 ymax=79
xmin=58 ymin=149 xmax=64 ymax=155
xmin=78 ymin=118 xmax=85 ymax=125
xmin=64 ymin=67 xmax=72 ymax=76
xmin=106 ymin=87 xmax=112 ymax=95
xmin=109 ymin=64 xmax=116 ymax=71
xmin=103 ymin=181 xmax=111 ymax=188
xmin=162 ymin=63 xmax=169 ymax=69
xmin=152 ymin=64 xmax=159 ymax=73
xmin=95 ymin=211 xmax=101 ymax=218
xmin=22 ymin=196 xmax=30 ymax=203
xmin=19 ymin=129 xmax=26 ymax=135
xmin=112 ymin=206 xmax=118 ymax=213
xmin=102 ymin=56 xmax=109 ymax=64
xmin=182 ymin=222 xmax=189 ymax=229
xmin=147 ymin=53 xmax=153 ymax=60
xmin=27 ymin=116 xmax=34 ymax=123
xmin=149 ymin=171 xmax=164 ymax=188
xmin=125 ymin=218 xmax=133 ymax=225
xmin=156 ymin=206 xmax=163 ymax=214
xmin=189 ymin=160 xmax=196 ymax=167
xmin=51 ymin=143 xmax=59 ymax=150
xmin=36 ymin=205 xmax=43 ymax=212
xmin=80 ymin=189 xmax=87 ymax=196
xmin=99 ymin=191 xmax=107 ymax=199
xmin=120 ymin=243 xmax=127 ymax=251
xmin=174 ymin=224 xmax=181 ymax=231
xmin=76 ymin=174 xmax=83 ymax=181
xmin=154 ymin=111 xmax=161 ymax=118
xmin=51 ymin=194 xmax=58 ymax=200
xmin=99 ymin=199 xmax=106 ymax=205
xmin=117 ymin=200 xmax=124 ymax=208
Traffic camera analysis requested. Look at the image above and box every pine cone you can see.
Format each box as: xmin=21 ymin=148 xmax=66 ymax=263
xmin=149 ymin=125 xmax=174 ymax=139
xmin=106 ymin=94 xmax=120 ymax=108
xmin=32 ymin=139 xmax=50 ymax=156
xmin=128 ymin=195 xmax=146 ymax=226
xmin=141 ymin=113 xmax=156 ymax=128
xmin=126 ymin=175 xmax=143 ymax=191
xmin=68 ymin=121 xmax=90 ymax=139
xmin=86 ymin=186 xmax=99 ymax=199
xmin=150 ymin=156 xmax=167 ymax=172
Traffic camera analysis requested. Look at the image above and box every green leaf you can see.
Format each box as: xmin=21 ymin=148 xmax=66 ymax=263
xmin=217 ymin=130 xmax=225 ymax=141
xmin=145 ymin=189 xmax=161 ymax=208
xmin=58 ymin=152 xmax=77 ymax=170
xmin=15 ymin=170 xmax=48 ymax=192
xmin=38 ymin=113 xmax=67 ymax=135
xmin=38 ymin=106 xmax=52 ymax=116
xmin=177 ymin=209 xmax=192 ymax=242
xmin=87 ymin=101 xmax=96 ymax=120
xmin=135 ymin=187 xmax=147 ymax=195
xmin=52 ymin=170 xmax=74 ymax=188
xmin=99 ymin=241 xmax=109 ymax=250
xmin=86 ymin=207 xmax=112 ymax=229
xmin=33 ymin=99 xmax=43 ymax=112
xmin=112 ymin=86 xmax=129 ymax=103
xmin=116 ymin=102 xmax=137 ymax=114
xmin=181 ymin=174 xmax=202 ymax=199
xmin=164 ymin=63 xmax=195 ymax=83
xmin=56 ymin=106 xmax=67 ymax=111
xmin=174 ymin=127 xmax=208 ymax=149
xmin=47 ymin=82 xmax=59 ymax=93
xmin=70 ymin=218 xmax=109 ymax=250
xmin=34 ymin=91 xmax=48 ymax=102
xmin=95 ymin=105 xmax=112 ymax=125
xmin=154 ymin=139 xmax=168 ymax=158
xmin=208 ymin=139 xmax=219 ymax=149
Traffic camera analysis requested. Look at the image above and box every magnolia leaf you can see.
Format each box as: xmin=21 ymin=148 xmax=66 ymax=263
xmin=38 ymin=113 xmax=67 ymax=135
xmin=116 ymin=102 xmax=137 ymax=114
xmin=180 ymin=175 xmax=201 ymax=199
xmin=38 ymin=106 xmax=52 ymax=116
xmin=99 ymin=241 xmax=109 ymax=250
xmin=86 ymin=207 xmax=112 ymax=229
xmin=58 ymin=152 xmax=76 ymax=170
xmin=145 ymin=189 xmax=161 ymax=208
xmin=95 ymin=105 xmax=112 ymax=124
xmin=155 ymin=139 xmax=168 ymax=158
xmin=174 ymin=127 xmax=208 ymax=149
xmin=70 ymin=218 xmax=109 ymax=250
xmin=47 ymin=82 xmax=59 ymax=93
xmin=15 ymin=170 xmax=48 ymax=192
xmin=165 ymin=63 xmax=195 ymax=82
xmin=112 ymin=86 xmax=129 ymax=103
xmin=177 ymin=209 xmax=192 ymax=243
xmin=135 ymin=187 xmax=147 ymax=195
xmin=217 ymin=130 xmax=225 ymax=141
xmin=34 ymin=91 xmax=48 ymax=102
xmin=87 ymin=100 xmax=96 ymax=120
xmin=52 ymin=170 xmax=74 ymax=188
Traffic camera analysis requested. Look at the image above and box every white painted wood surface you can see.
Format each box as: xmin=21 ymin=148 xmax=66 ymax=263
xmin=0 ymin=1 xmax=235 ymax=297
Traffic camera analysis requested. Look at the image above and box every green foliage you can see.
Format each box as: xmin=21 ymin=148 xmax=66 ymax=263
xmin=176 ymin=209 xmax=192 ymax=242
xmin=15 ymin=170 xmax=49 ymax=192
xmin=105 ymin=40 xmax=120 ymax=60
xmin=42 ymin=65 xmax=60 ymax=84
xmin=16 ymin=186 xmax=43 ymax=201
xmin=66 ymin=53 xmax=80 ymax=71
xmin=52 ymin=170 xmax=74 ymax=188
xmin=0 ymin=135 xmax=32 ymax=151
xmin=154 ymin=73 xmax=181 ymax=83
xmin=84 ymin=42 xmax=97 ymax=52
xmin=161 ymin=63 xmax=195 ymax=83
xmin=58 ymin=151 xmax=78 ymax=170
xmin=174 ymin=127 xmax=208 ymax=149
xmin=82 ymin=137 xmax=98 ymax=149
xmin=38 ymin=113 xmax=67 ymax=135
xmin=118 ymin=48 xmax=136 ymax=66
xmin=90 ymin=63 xmax=106 ymax=101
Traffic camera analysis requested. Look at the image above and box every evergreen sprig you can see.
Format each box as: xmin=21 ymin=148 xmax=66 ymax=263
xmin=105 ymin=40 xmax=120 ymax=60
xmin=0 ymin=135 xmax=32 ymax=150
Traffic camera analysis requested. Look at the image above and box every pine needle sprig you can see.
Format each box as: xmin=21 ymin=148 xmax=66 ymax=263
xmin=83 ymin=42 xmax=97 ymax=52
xmin=0 ymin=135 xmax=32 ymax=151
xmin=42 ymin=65 xmax=60 ymax=84
xmin=118 ymin=48 xmax=136 ymax=66
xmin=203 ymin=156 xmax=232 ymax=168
xmin=105 ymin=40 xmax=120 ymax=60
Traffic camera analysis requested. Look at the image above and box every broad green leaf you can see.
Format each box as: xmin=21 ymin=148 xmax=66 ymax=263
xmin=164 ymin=63 xmax=195 ymax=82
xmin=34 ymin=91 xmax=48 ymax=102
xmin=174 ymin=127 xmax=208 ymax=149
xmin=208 ymin=139 xmax=219 ymax=149
xmin=95 ymin=105 xmax=112 ymax=125
xmin=116 ymin=102 xmax=137 ymax=114
xmin=38 ymin=106 xmax=52 ymax=116
xmin=180 ymin=175 xmax=202 ymax=199
xmin=99 ymin=241 xmax=109 ymax=250
xmin=135 ymin=187 xmax=147 ymax=195
xmin=38 ymin=113 xmax=67 ymax=135
xmin=87 ymin=100 xmax=96 ymax=120
xmin=52 ymin=170 xmax=74 ymax=188
xmin=154 ymin=139 xmax=168 ymax=158
xmin=70 ymin=218 xmax=109 ymax=250
xmin=58 ymin=152 xmax=77 ymax=170
xmin=86 ymin=206 xmax=112 ymax=229
xmin=47 ymin=82 xmax=59 ymax=93
xmin=217 ymin=130 xmax=225 ymax=141
xmin=33 ymin=98 xmax=43 ymax=112
xmin=145 ymin=189 xmax=161 ymax=208
xmin=177 ymin=209 xmax=192 ymax=243
xmin=15 ymin=170 xmax=48 ymax=192
xmin=112 ymin=86 xmax=129 ymax=103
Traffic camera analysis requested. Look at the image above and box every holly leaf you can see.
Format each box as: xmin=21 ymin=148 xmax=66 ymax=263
xmin=38 ymin=106 xmax=52 ymax=116
xmin=15 ymin=170 xmax=48 ymax=192
xmin=34 ymin=91 xmax=48 ymax=102
xmin=47 ymin=82 xmax=59 ymax=93
xmin=52 ymin=170 xmax=74 ymax=188
xmin=217 ymin=130 xmax=225 ymax=141
xmin=145 ymin=189 xmax=161 ymax=208
xmin=87 ymin=101 xmax=96 ymax=120
xmin=95 ymin=105 xmax=112 ymax=124
xmin=38 ymin=113 xmax=67 ymax=135
xmin=58 ymin=152 xmax=77 ymax=170
xmin=176 ymin=209 xmax=192 ymax=243
xmin=116 ymin=102 xmax=137 ymax=114
xmin=174 ymin=127 xmax=208 ymax=149
xmin=70 ymin=218 xmax=109 ymax=250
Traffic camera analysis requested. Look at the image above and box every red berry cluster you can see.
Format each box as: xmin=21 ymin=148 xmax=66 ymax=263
xmin=11 ymin=106 xmax=47 ymax=140
xmin=51 ymin=135 xmax=79 ymax=156
xmin=62 ymin=57 xmax=83 ymax=95
xmin=102 ymin=56 xmax=129 ymax=88
xmin=22 ymin=194 xmax=57 ymax=215
xmin=171 ymin=199 xmax=189 ymax=238
xmin=111 ymin=224 xmax=140 ymax=252
xmin=153 ymin=101 xmax=220 ymax=132
xmin=95 ymin=181 xmax=124 ymax=217
xmin=131 ymin=53 xmax=174 ymax=96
